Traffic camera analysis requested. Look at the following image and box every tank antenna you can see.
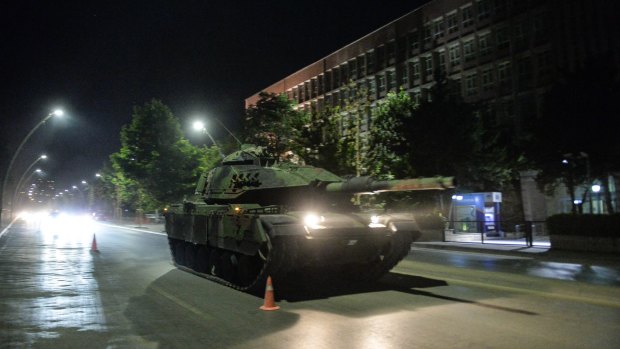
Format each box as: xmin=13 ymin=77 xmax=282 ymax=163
xmin=212 ymin=117 xmax=242 ymax=148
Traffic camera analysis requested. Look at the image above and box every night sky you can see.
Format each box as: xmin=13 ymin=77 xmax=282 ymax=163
xmin=1 ymin=1 xmax=427 ymax=190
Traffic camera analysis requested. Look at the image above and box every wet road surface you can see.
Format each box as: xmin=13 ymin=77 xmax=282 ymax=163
xmin=1 ymin=219 xmax=619 ymax=348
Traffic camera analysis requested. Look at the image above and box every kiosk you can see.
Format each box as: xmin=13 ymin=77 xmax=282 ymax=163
xmin=452 ymin=192 xmax=502 ymax=235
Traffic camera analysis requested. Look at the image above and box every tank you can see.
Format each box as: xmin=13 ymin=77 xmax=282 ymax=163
xmin=165 ymin=145 xmax=455 ymax=292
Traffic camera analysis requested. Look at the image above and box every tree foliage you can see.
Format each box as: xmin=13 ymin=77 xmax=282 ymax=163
xmin=527 ymin=54 xmax=620 ymax=213
xmin=243 ymin=92 xmax=310 ymax=160
xmin=365 ymin=90 xmax=416 ymax=178
xmin=110 ymin=99 xmax=210 ymax=206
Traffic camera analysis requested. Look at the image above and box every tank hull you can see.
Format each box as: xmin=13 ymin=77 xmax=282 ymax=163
xmin=165 ymin=202 xmax=418 ymax=292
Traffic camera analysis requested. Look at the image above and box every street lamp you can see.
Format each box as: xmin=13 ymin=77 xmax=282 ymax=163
xmin=1 ymin=109 xmax=63 ymax=222
xmin=591 ymin=184 xmax=602 ymax=214
xmin=12 ymin=169 xmax=43 ymax=213
xmin=10 ymin=155 xmax=48 ymax=219
xmin=192 ymin=120 xmax=225 ymax=159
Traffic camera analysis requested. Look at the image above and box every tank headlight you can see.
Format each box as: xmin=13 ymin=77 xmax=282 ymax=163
xmin=369 ymin=215 xmax=387 ymax=228
xmin=304 ymin=213 xmax=326 ymax=229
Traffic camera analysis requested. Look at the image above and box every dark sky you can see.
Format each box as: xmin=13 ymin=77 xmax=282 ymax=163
xmin=1 ymin=0 xmax=427 ymax=190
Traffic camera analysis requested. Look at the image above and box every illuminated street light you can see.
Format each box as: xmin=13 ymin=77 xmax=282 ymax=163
xmin=1 ymin=108 xmax=64 ymax=222
xmin=192 ymin=119 xmax=225 ymax=159
xmin=10 ymin=155 xmax=48 ymax=219
xmin=591 ymin=184 xmax=601 ymax=193
xmin=12 ymin=168 xmax=44 ymax=213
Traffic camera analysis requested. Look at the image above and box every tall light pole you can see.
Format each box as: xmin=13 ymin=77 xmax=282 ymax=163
xmin=10 ymin=155 xmax=47 ymax=218
xmin=192 ymin=121 xmax=225 ymax=159
xmin=12 ymin=169 xmax=43 ymax=213
xmin=1 ymin=109 xmax=63 ymax=223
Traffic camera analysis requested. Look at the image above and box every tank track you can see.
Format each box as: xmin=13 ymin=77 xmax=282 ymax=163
xmin=168 ymin=230 xmax=413 ymax=293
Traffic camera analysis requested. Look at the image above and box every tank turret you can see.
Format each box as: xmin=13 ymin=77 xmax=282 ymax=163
xmin=165 ymin=145 xmax=455 ymax=293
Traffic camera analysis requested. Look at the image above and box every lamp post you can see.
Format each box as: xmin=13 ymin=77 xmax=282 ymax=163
xmin=10 ymin=155 xmax=47 ymax=219
xmin=192 ymin=121 xmax=225 ymax=159
xmin=592 ymin=184 xmax=602 ymax=214
xmin=12 ymin=169 xmax=43 ymax=213
xmin=1 ymin=109 xmax=63 ymax=223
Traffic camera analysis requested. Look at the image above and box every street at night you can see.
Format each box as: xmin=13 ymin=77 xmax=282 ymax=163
xmin=1 ymin=220 xmax=618 ymax=348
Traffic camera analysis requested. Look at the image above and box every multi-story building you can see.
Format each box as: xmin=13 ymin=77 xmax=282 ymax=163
xmin=246 ymin=0 xmax=619 ymax=217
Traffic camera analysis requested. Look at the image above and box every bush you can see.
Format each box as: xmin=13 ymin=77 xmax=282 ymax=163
xmin=546 ymin=214 xmax=620 ymax=237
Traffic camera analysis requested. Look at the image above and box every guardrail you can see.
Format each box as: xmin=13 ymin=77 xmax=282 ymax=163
xmin=444 ymin=220 xmax=548 ymax=247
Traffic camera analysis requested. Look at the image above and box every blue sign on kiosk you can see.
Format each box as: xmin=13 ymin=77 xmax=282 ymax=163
xmin=452 ymin=192 xmax=502 ymax=235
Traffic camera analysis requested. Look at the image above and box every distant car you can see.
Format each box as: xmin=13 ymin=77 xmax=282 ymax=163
xmin=91 ymin=211 xmax=110 ymax=221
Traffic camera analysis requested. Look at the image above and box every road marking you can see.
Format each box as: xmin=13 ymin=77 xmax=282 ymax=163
xmin=394 ymin=266 xmax=620 ymax=309
xmin=151 ymin=285 xmax=217 ymax=322
xmin=99 ymin=223 xmax=167 ymax=236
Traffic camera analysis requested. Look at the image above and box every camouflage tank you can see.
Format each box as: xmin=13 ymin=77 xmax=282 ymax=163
xmin=165 ymin=145 xmax=455 ymax=292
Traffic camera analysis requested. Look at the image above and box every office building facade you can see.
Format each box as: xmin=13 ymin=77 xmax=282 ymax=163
xmin=246 ymin=0 xmax=619 ymax=217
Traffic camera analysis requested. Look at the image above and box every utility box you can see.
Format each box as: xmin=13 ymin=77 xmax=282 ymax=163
xmin=452 ymin=192 xmax=502 ymax=235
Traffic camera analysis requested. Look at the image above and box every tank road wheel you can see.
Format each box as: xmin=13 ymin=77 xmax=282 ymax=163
xmin=195 ymin=246 xmax=209 ymax=273
xmin=185 ymin=244 xmax=197 ymax=270
xmin=207 ymin=248 xmax=220 ymax=276
xmin=175 ymin=242 xmax=186 ymax=267
xmin=237 ymin=254 xmax=262 ymax=288
xmin=354 ymin=231 xmax=413 ymax=282
xmin=219 ymin=252 xmax=238 ymax=283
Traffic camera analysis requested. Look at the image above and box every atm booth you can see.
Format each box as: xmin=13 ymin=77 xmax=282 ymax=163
xmin=451 ymin=192 xmax=502 ymax=236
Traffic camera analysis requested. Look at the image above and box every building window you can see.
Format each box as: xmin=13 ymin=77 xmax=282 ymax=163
xmin=498 ymin=61 xmax=511 ymax=85
xmin=411 ymin=60 xmax=420 ymax=80
xmin=318 ymin=75 xmax=324 ymax=95
xmin=401 ymin=65 xmax=409 ymax=87
xmin=514 ymin=20 xmax=526 ymax=46
xmin=408 ymin=31 xmax=419 ymax=55
xmin=367 ymin=78 xmax=377 ymax=98
xmin=377 ymin=46 xmax=386 ymax=70
xmin=325 ymin=71 xmax=332 ymax=91
xmin=424 ymin=56 xmax=433 ymax=78
xmin=447 ymin=12 xmax=459 ymax=34
xmin=449 ymin=45 xmax=461 ymax=67
xmin=438 ymin=50 xmax=446 ymax=73
xmin=537 ymin=50 xmax=551 ymax=81
xmin=478 ymin=32 xmax=492 ymax=55
xmin=462 ymin=5 xmax=474 ymax=28
xmin=377 ymin=74 xmax=386 ymax=94
xmin=463 ymin=39 xmax=476 ymax=62
xmin=517 ymin=57 xmax=532 ymax=90
xmin=433 ymin=19 xmax=444 ymax=40
xmin=367 ymin=51 xmax=375 ymax=74
xmin=496 ymin=26 xmax=510 ymax=50
xmin=311 ymin=79 xmax=318 ymax=98
xmin=481 ymin=67 xmax=495 ymax=91
xmin=357 ymin=56 xmax=366 ymax=78
xmin=387 ymin=41 xmax=396 ymax=65
xmin=386 ymin=70 xmax=396 ymax=91
xmin=423 ymin=24 xmax=432 ymax=45
xmin=477 ymin=0 xmax=491 ymax=21
xmin=349 ymin=60 xmax=357 ymax=81
xmin=465 ymin=73 xmax=478 ymax=96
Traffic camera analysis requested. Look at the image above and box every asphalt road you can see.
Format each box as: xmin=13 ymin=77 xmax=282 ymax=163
xmin=1 ymin=219 xmax=619 ymax=348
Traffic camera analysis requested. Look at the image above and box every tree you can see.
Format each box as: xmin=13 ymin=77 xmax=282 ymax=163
xmin=528 ymin=54 xmax=620 ymax=213
xmin=243 ymin=92 xmax=310 ymax=160
xmin=111 ymin=99 xmax=209 ymax=206
xmin=365 ymin=89 xmax=416 ymax=178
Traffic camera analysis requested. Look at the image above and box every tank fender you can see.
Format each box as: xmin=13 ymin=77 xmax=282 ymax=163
xmin=256 ymin=215 xmax=307 ymax=237
xmin=389 ymin=221 xmax=422 ymax=241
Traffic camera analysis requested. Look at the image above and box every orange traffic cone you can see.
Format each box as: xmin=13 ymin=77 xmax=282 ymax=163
xmin=90 ymin=234 xmax=99 ymax=252
xmin=259 ymin=276 xmax=280 ymax=311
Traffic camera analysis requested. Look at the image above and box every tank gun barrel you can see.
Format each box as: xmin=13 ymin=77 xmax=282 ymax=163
xmin=324 ymin=176 xmax=455 ymax=194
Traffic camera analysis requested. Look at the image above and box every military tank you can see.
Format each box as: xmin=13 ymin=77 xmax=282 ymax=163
xmin=165 ymin=145 xmax=454 ymax=293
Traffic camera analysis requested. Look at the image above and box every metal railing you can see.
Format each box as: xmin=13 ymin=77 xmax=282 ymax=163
xmin=444 ymin=220 xmax=548 ymax=247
